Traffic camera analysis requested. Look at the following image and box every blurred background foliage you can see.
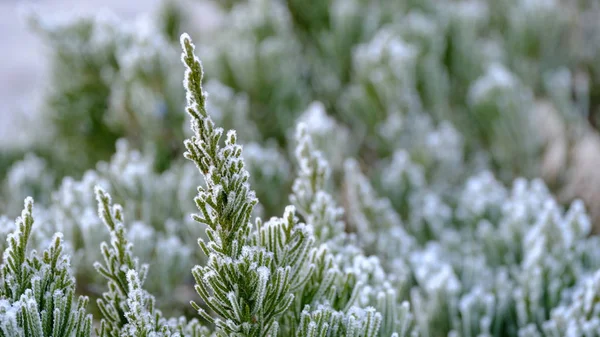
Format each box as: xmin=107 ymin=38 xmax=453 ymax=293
xmin=4 ymin=0 xmax=600 ymax=318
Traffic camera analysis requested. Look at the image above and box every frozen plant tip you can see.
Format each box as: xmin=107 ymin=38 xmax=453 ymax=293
xmin=0 ymin=198 xmax=92 ymax=337
xmin=93 ymin=186 xmax=206 ymax=337
xmin=182 ymin=33 xmax=292 ymax=335
xmin=180 ymin=33 xmax=383 ymax=337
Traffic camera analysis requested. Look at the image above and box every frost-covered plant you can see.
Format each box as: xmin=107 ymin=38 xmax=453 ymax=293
xmin=11 ymin=141 xmax=203 ymax=315
xmin=6 ymin=1 xmax=600 ymax=335
xmin=0 ymin=198 xmax=92 ymax=337
xmin=196 ymin=0 xmax=597 ymax=185
xmin=9 ymin=0 xmax=600 ymax=228
xmin=93 ymin=187 xmax=206 ymax=337
xmin=26 ymin=8 xmax=185 ymax=175
xmin=466 ymin=63 xmax=540 ymax=179
xmin=0 ymin=154 xmax=54 ymax=217
xmin=293 ymin=102 xmax=355 ymax=172
xmin=181 ymin=34 xmax=387 ymax=336
xmin=544 ymin=269 xmax=600 ymax=336
xmin=0 ymin=182 xmax=207 ymax=337
xmin=8 ymin=0 xmax=600 ymax=210
xmin=182 ymin=33 xmax=304 ymax=335
xmin=199 ymin=0 xmax=310 ymax=144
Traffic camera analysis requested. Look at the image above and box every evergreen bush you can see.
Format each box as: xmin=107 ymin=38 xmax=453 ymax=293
xmin=3 ymin=0 xmax=600 ymax=336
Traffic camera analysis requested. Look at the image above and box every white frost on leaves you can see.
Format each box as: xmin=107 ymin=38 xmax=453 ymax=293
xmin=0 ymin=216 xmax=12 ymax=253
xmin=296 ymin=102 xmax=353 ymax=170
xmin=3 ymin=154 xmax=54 ymax=215
xmin=353 ymin=28 xmax=418 ymax=87
xmin=545 ymin=270 xmax=600 ymax=336
xmin=457 ymin=171 xmax=507 ymax=221
xmin=410 ymin=244 xmax=461 ymax=296
xmin=424 ymin=121 xmax=464 ymax=168
xmin=468 ymin=63 xmax=518 ymax=106
xmin=380 ymin=150 xmax=426 ymax=194
xmin=0 ymin=299 xmax=22 ymax=335
xmin=291 ymin=122 xmax=333 ymax=223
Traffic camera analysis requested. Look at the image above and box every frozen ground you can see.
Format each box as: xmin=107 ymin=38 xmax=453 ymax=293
xmin=0 ymin=0 xmax=179 ymax=148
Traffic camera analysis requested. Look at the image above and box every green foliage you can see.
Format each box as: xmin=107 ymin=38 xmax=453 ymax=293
xmin=0 ymin=198 xmax=92 ymax=337
xmin=26 ymin=9 xmax=185 ymax=176
xmin=182 ymin=33 xmax=305 ymax=336
xmin=93 ymin=187 xmax=206 ymax=337
xmin=5 ymin=1 xmax=600 ymax=336
xmin=181 ymin=34 xmax=392 ymax=337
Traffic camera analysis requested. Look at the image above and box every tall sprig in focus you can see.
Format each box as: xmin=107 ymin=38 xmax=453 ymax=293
xmin=181 ymin=33 xmax=257 ymax=255
xmin=181 ymin=33 xmax=383 ymax=337
xmin=0 ymin=198 xmax=92 ymax=337
xmin=182 ymin=33 xmax=312 ymax=336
